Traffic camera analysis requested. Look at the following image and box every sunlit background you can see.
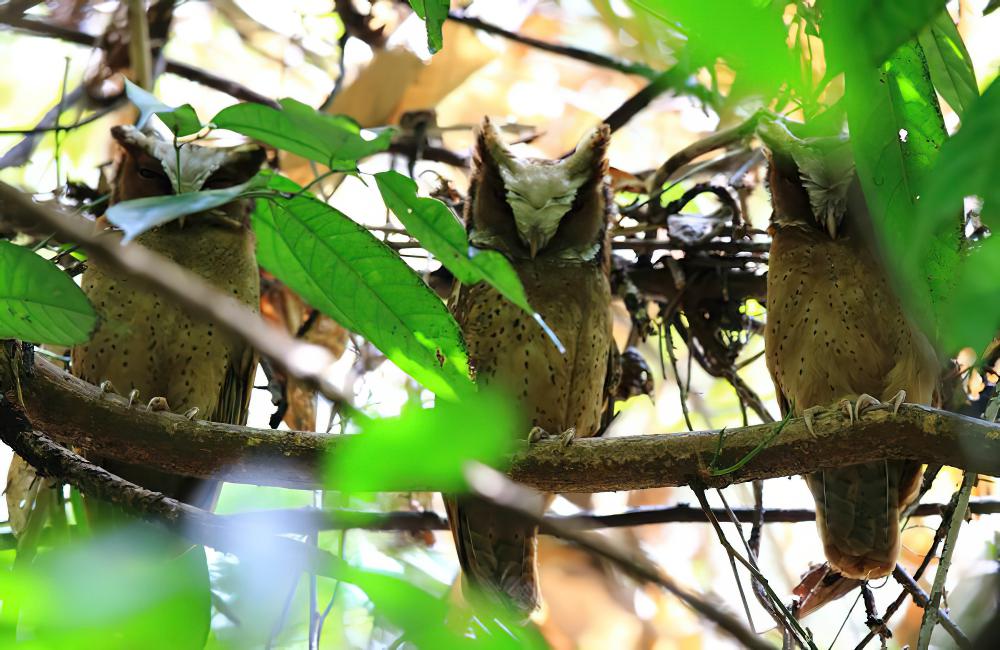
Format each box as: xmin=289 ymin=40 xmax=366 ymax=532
xmin=2 ymin=1 xmax=1000 ymax=648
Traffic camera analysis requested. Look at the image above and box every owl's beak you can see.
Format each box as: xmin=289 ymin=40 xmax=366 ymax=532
xmin=527 ymin=231 xmax=544 ymax=259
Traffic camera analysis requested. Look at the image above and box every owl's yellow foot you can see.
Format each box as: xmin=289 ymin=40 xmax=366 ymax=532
xmin=127 ymin=388 xmax=140 ymax=408
xmin=182 ymin=407 xmax=199 ymax=420
xmin=98 ymin=380 xmax=118 ymax=396
xmin=839 ymin=391 xmax=906 ymax=424
xmin=528 ymin=426 xmax=577 ymax=446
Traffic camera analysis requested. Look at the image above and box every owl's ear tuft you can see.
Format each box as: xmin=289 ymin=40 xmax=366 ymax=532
xmin=563 ymin=124 xmax=611 ymax=180
xmin=476 ymin=117 xmax=516 ymax=173
xmin=207 ymin=145 xmax=267 ymax=186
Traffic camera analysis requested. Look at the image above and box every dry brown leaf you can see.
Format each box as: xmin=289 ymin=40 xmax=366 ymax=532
xmin=282 ymin=22 xmax=496 ymax=185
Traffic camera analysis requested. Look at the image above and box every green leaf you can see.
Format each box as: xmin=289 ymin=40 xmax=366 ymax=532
xmin=0 ymin=241 xmax=95 ymax=345
xmin=986 ymin=0 xmax=1000 ymax=16
xmin=11 ymin=527 xmax=212 ymax=650
xmin=827 ymin=0 xmax=948 ymax=68
xmin=374 ymin=171 xmax=531 ymax=313
xmin=845 ymin=40 xmax=957 ymax=322
xmin=407 ymin=0 xmax=449 ymax=54
xmin=123 ymin=78 xmax=202 ymax=138
xmin=212 ymin=99 xmax=392 ymax=171
xmin=252 ymin=176 xmax=471 ymax=399
xmin=104 ymin=177 xmax=259 ymax=243
xmin=328 ymin=389 xmax=520 ymax=492
xmin=631 ymin=0 xmax=798 ymax=100
xmin=919 ymin=79 xmax=1000 ymax=349
xmin=918 ymin=11 xmax=978 ymax=117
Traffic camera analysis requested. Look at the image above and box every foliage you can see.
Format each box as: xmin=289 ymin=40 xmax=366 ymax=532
xmin=252 ymin=173 xmax=471 ymax=400
xmin=407 ymin=0 xmax=450 ymax=54
xmin=327 ymin=388 xmax=522 ymax=492
xmin=2 ymin=0 xmax=999 ymax=647
xmin=0 ymin=240 xmax=95 ymax=345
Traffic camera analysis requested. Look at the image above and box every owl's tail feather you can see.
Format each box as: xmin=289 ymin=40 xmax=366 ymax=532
xmin=806 ymin=459 xmax=922 ymax=579
xmin=445 ymin=495 xmax=541 ymax=618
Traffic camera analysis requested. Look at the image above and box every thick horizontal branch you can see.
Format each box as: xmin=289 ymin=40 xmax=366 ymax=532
xmin=6 ymin=349 xmax=1000 ymax=492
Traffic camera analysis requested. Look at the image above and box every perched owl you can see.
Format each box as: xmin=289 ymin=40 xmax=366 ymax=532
xmin=446 ymin=119 xmax=616 ymax=615
xmin=72 ymin=124 xmax=264 ymax=508
xmin=762 ymin=119 xmax=938 ymax=579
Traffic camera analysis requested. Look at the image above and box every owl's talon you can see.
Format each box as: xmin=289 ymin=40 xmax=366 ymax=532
xmin=854 ymin=393 xmax=881 ymax=419
xmin=146 ymin=396 xmax=170 ymax=412
xmin=802 ymin=406 xmax=824 ymax=438
xmin=559 ymin=428 xmax=576 ymax=447
xmin=182 ymin=407 xmax=199 ymax=420
xmin=98 ymin=380 xmax=117 ymax=396
xmin=888 ymin=390 xmax=906 ymax=416
xmin=127 ymin=388 xmax=140 ymax=408
xmin=838 ymin=398 xmax=855 ymax=425
xmin=528 ymin=426 xmax=547 ymax=443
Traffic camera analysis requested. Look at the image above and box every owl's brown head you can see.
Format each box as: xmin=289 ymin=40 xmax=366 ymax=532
xmin=760 ymin=118 xmax=855 ymax=239
xmin=466 ymin=118 xmax=610 ymax=260
xmin=110 ymin=125 xmax=265 ymax=227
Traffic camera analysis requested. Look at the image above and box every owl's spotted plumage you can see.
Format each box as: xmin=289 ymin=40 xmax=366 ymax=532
xmin=72 ymin=125 xmax=264 ymax=507
xmin=762 ymin=121 xmax=938 ymax=579
xmin=446 ymin=119 xmax=615 ymax=614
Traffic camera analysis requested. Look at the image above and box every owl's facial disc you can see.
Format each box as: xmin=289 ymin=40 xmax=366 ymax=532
xmin=498 ymin=163 xmax=587 ymax=257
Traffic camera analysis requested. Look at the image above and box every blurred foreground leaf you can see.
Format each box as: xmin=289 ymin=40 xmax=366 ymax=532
xmin=918 ymin=11 xmax=978 ymax=117
xmin=327 ymin=389 xmax=521 ymax=492
xmin=5 ymin=527 xmax=211 ymax=650
xmin=844 ymin=39 xmax=957 ymax=322
xmin=0 ymin=241 xmax=96 ymax=345
xmin=252 ymin=175 xmax=471 ymax=399
xmin=918 ymin=79 xmax=1000 ymax=350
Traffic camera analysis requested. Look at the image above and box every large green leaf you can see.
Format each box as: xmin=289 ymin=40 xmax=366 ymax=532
xmin=328 ymin=389 xmax=520 ymax=492
xmin=407 ymin=0 xmax=449 ymax=54
xmin=918 ymin=11 xmax=978 ymax=117
xmin=252 ymin=176 xmax=470 ymax=399
xmin=212 ymin=99 xmax=392 ymax=171
xmin=104 ymin=178 xmax=259 ymax=243
xmin=0 ymin=241 xmax=96 ymax=345
xmin=123 ymin=78 xmax=202 ymax=138
xmin=845 ymin=40 xmax=957 ymax=323
xmin=374 ymin=171 xmax=531 ymax=312
xmin=918 ymin=79 xmax=1000 ymax=350
xmin=827 ymin=0 xmax=947 ymax=69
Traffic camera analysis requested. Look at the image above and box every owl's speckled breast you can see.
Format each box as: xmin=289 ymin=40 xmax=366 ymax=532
xmin=453 ymin=258 xmax=612 ymax=437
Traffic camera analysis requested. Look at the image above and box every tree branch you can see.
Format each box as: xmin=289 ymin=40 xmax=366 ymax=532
xmin=5 ymin=347 xmax=1000 ymax=493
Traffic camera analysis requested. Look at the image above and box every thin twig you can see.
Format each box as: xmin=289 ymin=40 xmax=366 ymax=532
xmin=447 ymin=11 xmax=659 ymax=80
xmin=895 ymin=565 xmax=972 ymax=648
xmin=694 ymin=488 xmax=815 ymax=649
xmin=917 ymin=472 xmax=976 ymax=649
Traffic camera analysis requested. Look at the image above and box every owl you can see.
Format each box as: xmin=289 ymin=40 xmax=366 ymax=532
xmin=72 ymin=124 xmax=265 ymax=508
xmin=762 ymin=119 xmax=938 ymax=579
xmin=446 ymin=119 xmax=616 ymax=615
